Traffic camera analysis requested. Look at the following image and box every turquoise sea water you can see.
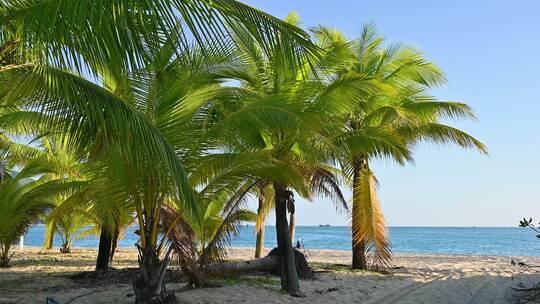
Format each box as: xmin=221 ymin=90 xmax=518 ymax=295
xmin=23 ymin=225 xmax=540 ymax=257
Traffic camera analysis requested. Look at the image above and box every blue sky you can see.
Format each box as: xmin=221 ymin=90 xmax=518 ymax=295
xmin=243 ymin=0 xmax=540 ymax=226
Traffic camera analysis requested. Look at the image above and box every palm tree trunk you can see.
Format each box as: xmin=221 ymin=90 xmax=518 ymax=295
xmin=61 ymin=241 xmax=71 ymax=253
xmin=206 ymin=253 xmax=278 ymax=274
xmin=0 ymin=243 xmax=12 ymax=268
xmin=255 ymin=192 xmax=265 ymax=258
xmin=96 ymin=224 xmax=112 ymax=271
xmin=352 ymin=161 xmax=367 ymax=270
xmin=352 ymin=240 xmax=367 ymax=269
xmin=206 ymin=248 xmax=311 ymax=279
xmin=289 ymin=210 xmax=296 ymax=243
xmin=133 ymin=217 xmax=175 ymax=304
xmin=109 ymin=224 xmax=120 ymax=266
xmin=133 ymin=240 xmax=162 ymax=304
xmin=274 ymin=182 xmax=301 ymax=296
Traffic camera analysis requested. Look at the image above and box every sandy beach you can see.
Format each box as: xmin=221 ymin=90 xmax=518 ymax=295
xmin=1 ymin=247 xmax=539 ymax=304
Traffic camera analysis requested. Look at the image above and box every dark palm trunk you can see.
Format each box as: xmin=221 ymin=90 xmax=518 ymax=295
xmin=255 ymin=191 xmax=265 ymax=258
xmin=352 ymin=161 xmax=368 ymax=270
xmin=352 ymin=241 xmax=367 ymax=269
xmin=274 ymin=182 xmax=301 ymax=296
xmin=96 ymin=224 xmax=112 ymax=271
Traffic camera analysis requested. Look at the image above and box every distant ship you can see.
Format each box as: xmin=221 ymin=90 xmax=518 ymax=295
xmin=319 ymin=224 xmax=331 ymax=227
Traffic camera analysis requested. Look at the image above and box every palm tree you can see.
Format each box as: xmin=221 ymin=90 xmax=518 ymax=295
xmin=44 ymin=194 xmax=95 ymax=253
xmin=211 ymin=12 xmax=352 ymax=262
xmin=163 ymin=181 xmax=257 ymax=288
xmin=199 ymin=89 xmax=352 ymax=295
xmin=326 ymin=24 xmax=487 ymax=269
xmin=0 ymin=161 xmax=74 ymax=267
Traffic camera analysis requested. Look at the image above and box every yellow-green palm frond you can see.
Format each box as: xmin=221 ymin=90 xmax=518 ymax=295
xmin=404 ymin=122 xmax=488 ymax=154
xmin=255 ymin=182 xmax=275 ymax=232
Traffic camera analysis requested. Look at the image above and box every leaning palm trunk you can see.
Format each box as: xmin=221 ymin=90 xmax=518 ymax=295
xmin=206 ymin=252 xmax=278 ymax=274
xmin=273 ymin=182 xmax=301 ymax=296
xmin=205 ymin=248 xmax=312 ymax=278
xmin=351 ymin=159 xmax=391 ymax=270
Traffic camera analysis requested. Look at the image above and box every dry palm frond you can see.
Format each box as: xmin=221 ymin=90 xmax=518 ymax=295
xmin=351 ymin=164 xmax=391 ymax=269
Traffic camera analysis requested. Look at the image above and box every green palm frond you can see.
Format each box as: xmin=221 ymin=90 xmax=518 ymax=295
xmin=255 ymin=182 xmax=275 ymax=233
xmin=0 ymin=0 xmax=318 ymax=73
xmin=2 ymin=64 xmax=197 ymax=215
xmin=406 ymin=123 xmax=488 ymax=154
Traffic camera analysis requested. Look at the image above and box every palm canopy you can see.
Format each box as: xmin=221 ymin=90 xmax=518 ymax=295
xmin=0 ymin=3 xmax=322 ymax=260
xmin=317 ymin=24 xmax=486 ymax=269
xmin=190 ymin=16 xmax=356 ymax=293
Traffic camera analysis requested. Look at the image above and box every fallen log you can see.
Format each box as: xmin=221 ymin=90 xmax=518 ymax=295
xmin=204 ymin=248 xmax=313 ymax=279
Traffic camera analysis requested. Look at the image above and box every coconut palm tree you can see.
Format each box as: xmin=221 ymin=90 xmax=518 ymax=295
xmin=0 ymin=160 xmax=77 ymax=267
xmin=210 ymin=12 xmax=353 ymax=262
xmin=44 ymin=194 xmax=95 ymax=253
xmin=325 ymin=24 xmax=488 ymax=269
xmin=164 ymin=183 xmax=257 ymax=288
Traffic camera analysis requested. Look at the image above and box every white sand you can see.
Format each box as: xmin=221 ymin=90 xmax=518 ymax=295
xmin=1 ymin=247 xmax=539 ymax=303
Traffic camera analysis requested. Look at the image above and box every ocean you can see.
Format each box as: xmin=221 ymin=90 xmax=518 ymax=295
xmin=23 ymin=225 xmax=540 ymax=257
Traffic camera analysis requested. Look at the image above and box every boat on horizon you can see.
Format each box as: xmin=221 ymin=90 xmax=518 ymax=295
xmin=319 ymin=224 xmax=331 ymax=227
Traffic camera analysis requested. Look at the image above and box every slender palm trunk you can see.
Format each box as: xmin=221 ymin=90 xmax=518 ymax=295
xmin=289 ymin=209 xmax=296 ymax=243
xmin=110 ymin=225 xmax=120 ymax=265
xmin=255 ymin=191 xmax=265 ymax=258
xmin=96 ymin=224 xmax=112 ymax=271
xmin=352 ymin=161 xmax=368 ymax=270
xmin=255 ymin=225 xmax=265 ymax=258
xmin=274 ymin=182 xmax=301 ymax=296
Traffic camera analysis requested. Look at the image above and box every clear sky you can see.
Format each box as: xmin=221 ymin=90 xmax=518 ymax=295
xmin=243 ymin=0 xmax=540 ymax=227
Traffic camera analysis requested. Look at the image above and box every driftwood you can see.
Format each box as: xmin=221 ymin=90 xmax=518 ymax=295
xmin=204 ymin=248 xmax=313 ymax=279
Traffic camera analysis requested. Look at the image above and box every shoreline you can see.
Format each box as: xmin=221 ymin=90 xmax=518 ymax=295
xmin=2 ymin=248 xmax=540 ymax=303
xmin=14 ymin=245 xmax=540 ymax=259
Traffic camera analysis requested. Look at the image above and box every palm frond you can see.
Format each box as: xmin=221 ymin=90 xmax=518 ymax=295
xmin=351 ymin=166 xmax=391 ymax=268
